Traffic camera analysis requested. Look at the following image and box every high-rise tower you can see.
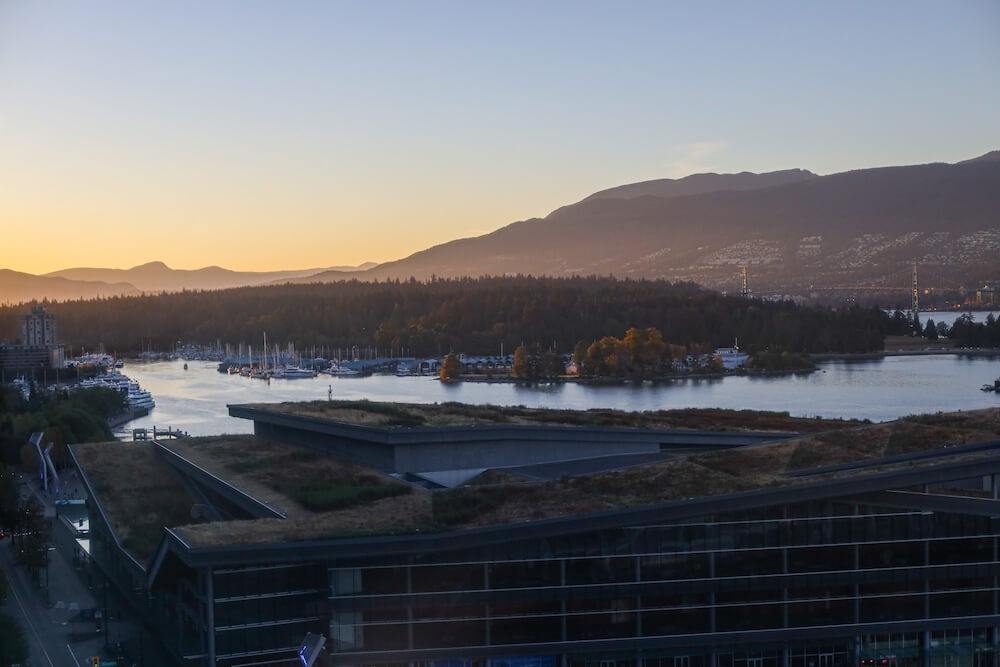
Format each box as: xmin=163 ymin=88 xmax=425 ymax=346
xmin=21 ymin=305 xmax=57 ymax=346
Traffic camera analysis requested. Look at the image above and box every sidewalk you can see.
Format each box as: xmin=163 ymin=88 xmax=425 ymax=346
xmin=12 ymin=469 xmax=130 ymax=665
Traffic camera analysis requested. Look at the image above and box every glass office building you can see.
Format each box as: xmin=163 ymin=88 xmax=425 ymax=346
xmin=71 ymin=405 xmax=1000 ymax=667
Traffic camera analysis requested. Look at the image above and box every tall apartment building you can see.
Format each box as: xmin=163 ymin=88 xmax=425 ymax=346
xmin=1 ymin=305 xmax=64 ymax=369
xmin=21 ymin=305 xmax=58 ymax=346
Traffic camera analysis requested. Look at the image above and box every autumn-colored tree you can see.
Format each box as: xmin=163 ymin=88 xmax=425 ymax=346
xmin=586 ymin=336 xmax=623 ymax=376
xmin=668 ymin=343 xmax=687 ymax=363
xmin=623 ymin=327 xmax=667 ymax=376
xmin=512 ymin=346 xmax=529 ymax=378
xmin=440 ymin=354 xmax=463 ymax=380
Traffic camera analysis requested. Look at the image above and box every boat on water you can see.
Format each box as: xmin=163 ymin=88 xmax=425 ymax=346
xmin=982 ymin=378 xmax=1000 ymax=393
xmin=74 ymin=372 xmax=155 ymax=409
xmin=278 ymin=366 xmax=317 ymax=379
xmin=127 ymin=381 xmax=155 ymax=409
xmin=320 ymin=362 xmax=359 ymax=376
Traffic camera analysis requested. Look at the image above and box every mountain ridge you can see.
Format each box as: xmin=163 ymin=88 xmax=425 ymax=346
xmin=43 ymin=261 xmax=378 ymax=293
xmin=0 ymin=269 xmax=139 ymax=307
xmin=582 ymin=168 xmax=817 ymax=202
xmin=290 ymin=152 xmax=1000 ymax=291
xmin=5 ymin=151 xmax=997 ymax=303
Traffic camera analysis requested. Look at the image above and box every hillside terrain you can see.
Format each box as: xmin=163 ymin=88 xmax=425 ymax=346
xmin=294 ymin=153 xmax=1000 ymax=292
xmin=0 ymin=269 xmax=139 ymax=305
xmin=45 ymin=260 xmax=377 ymax=293
xmin=6 ymin=152 xmax=998 ymax=303
xmin=0 ymin=261 xmax=378 ymax=304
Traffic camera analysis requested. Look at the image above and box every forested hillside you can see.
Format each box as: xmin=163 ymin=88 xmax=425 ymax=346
xmin=0 ymin=278 xmax=888 ymax=356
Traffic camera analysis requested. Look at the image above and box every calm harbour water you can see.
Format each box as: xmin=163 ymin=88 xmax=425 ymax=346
xmin=117 ymin=353 xmax=1000 ymax=437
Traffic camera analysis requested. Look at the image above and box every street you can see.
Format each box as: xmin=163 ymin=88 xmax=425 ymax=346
xmin=0 ymin=472 xmax=129 ymax=666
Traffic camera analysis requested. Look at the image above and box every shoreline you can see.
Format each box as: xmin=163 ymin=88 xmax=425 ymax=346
xmin=106 ymin=405 xmax=150 ymax=429
xmin=814 ymin=347 xmax=1000 ymax=361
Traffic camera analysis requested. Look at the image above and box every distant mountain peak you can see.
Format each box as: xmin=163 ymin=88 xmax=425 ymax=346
xmin=130 ymin=260 xmax=171 ymax=271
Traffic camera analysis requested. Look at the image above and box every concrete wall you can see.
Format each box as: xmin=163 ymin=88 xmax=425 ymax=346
xmin=393 ymin=437 xmax=659 ymax=473
xmin=253 ymin=421 xmax=397 ymax=472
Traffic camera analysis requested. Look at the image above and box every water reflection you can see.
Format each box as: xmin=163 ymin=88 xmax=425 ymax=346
xmin=116 ymin=355 xmax=1000 ymax=437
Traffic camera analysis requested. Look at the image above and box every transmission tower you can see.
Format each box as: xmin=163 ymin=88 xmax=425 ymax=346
xmin=911 ymin=264 xmax=919 ymax=314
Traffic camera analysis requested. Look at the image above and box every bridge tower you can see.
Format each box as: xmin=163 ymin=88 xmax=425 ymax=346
xmin=911 ymin=264 xmax=919 ymax=314
xmin=741 ymin=266 xmax=749 ymax=298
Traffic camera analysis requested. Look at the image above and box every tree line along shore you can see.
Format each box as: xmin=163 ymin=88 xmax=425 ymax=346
xmin=2 ymin=276 xmax=890 ymax=357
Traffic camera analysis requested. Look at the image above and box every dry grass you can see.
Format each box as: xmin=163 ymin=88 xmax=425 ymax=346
xmin=243 ymin=400 xmax=863 ymax=433
xmin=428 ymin=408 xmax=1000 ymax=526
xmin=177 ymin=492 xmax=433 ymax=547
xmin=159 ymin=435 xmax=410 ymax=518
xmin=80 ymin=407 xmax=1000 ymax=553
xmin=74 ymin=441 xmax=206 ymax=562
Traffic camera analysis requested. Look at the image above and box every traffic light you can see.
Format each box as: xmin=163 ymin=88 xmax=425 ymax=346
xmin=90 ymin=658 xmax=100 ymax=667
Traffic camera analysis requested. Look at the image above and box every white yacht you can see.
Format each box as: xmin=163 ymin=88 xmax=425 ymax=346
xmin=280 ymin=366 xmax=316 ymax=379
xmin=75 ymin=372 xmax=154 ymax=410
xmin=127 ymin=382 xmax=156 ymax=409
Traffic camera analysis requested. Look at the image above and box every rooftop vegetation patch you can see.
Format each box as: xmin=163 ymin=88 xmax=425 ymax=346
xmin=74 ymin=441 xmax=207 ymax=562
xmin=80 ymin=407 xmax=1000 ymax=553
xmin=244 ymin=400 xmax=865 ymax=433
xmin=158 ymin=436 xmax=412 ymax=516
xmin=290 ymin=479 xmax=409 ymax=512
xmin=176 ymin=491 xmax=433 ymax=547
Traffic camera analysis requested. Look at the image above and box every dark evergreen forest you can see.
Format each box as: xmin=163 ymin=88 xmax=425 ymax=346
xmin=1 ymin=277 xmax=889 ymax=356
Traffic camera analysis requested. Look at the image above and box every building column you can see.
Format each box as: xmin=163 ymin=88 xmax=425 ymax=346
xmin=484 ymin=563 xmax=491 ymax=647
xmin=204 ymin=567 xmax=216 ymax=667
xmin=853 ymin=542 xmax=861 ymax=624
xmin=560 ymin=559 xmax=567 ymax=643
xmin=636 ymin=555 xmax=642 ymax=638
xmin=924 ymin=541 xmax=931 ymax=621
xmin=709 ymin=551 xmax=717 ymax=667
xmin=782 ymin=544 xmax=789 ymax=629
xmin=406 ymin=566 xmax=414 ymax=650
xmin=708 ymin=552 xmax=716 ymax=634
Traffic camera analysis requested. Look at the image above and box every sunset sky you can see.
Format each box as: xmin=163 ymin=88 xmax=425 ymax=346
xmin=1 ymin=0 xmax=997 ymax=275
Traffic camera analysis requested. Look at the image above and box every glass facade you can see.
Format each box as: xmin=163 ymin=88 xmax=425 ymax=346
xmin=320 ymin=502 xmax=1000 ymax=666
xmin=91 ymin=495 xmax=1000 ymax=666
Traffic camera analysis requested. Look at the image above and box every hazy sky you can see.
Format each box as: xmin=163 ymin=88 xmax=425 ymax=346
xmin=2 ymin=0 xmax=997 ymax=274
